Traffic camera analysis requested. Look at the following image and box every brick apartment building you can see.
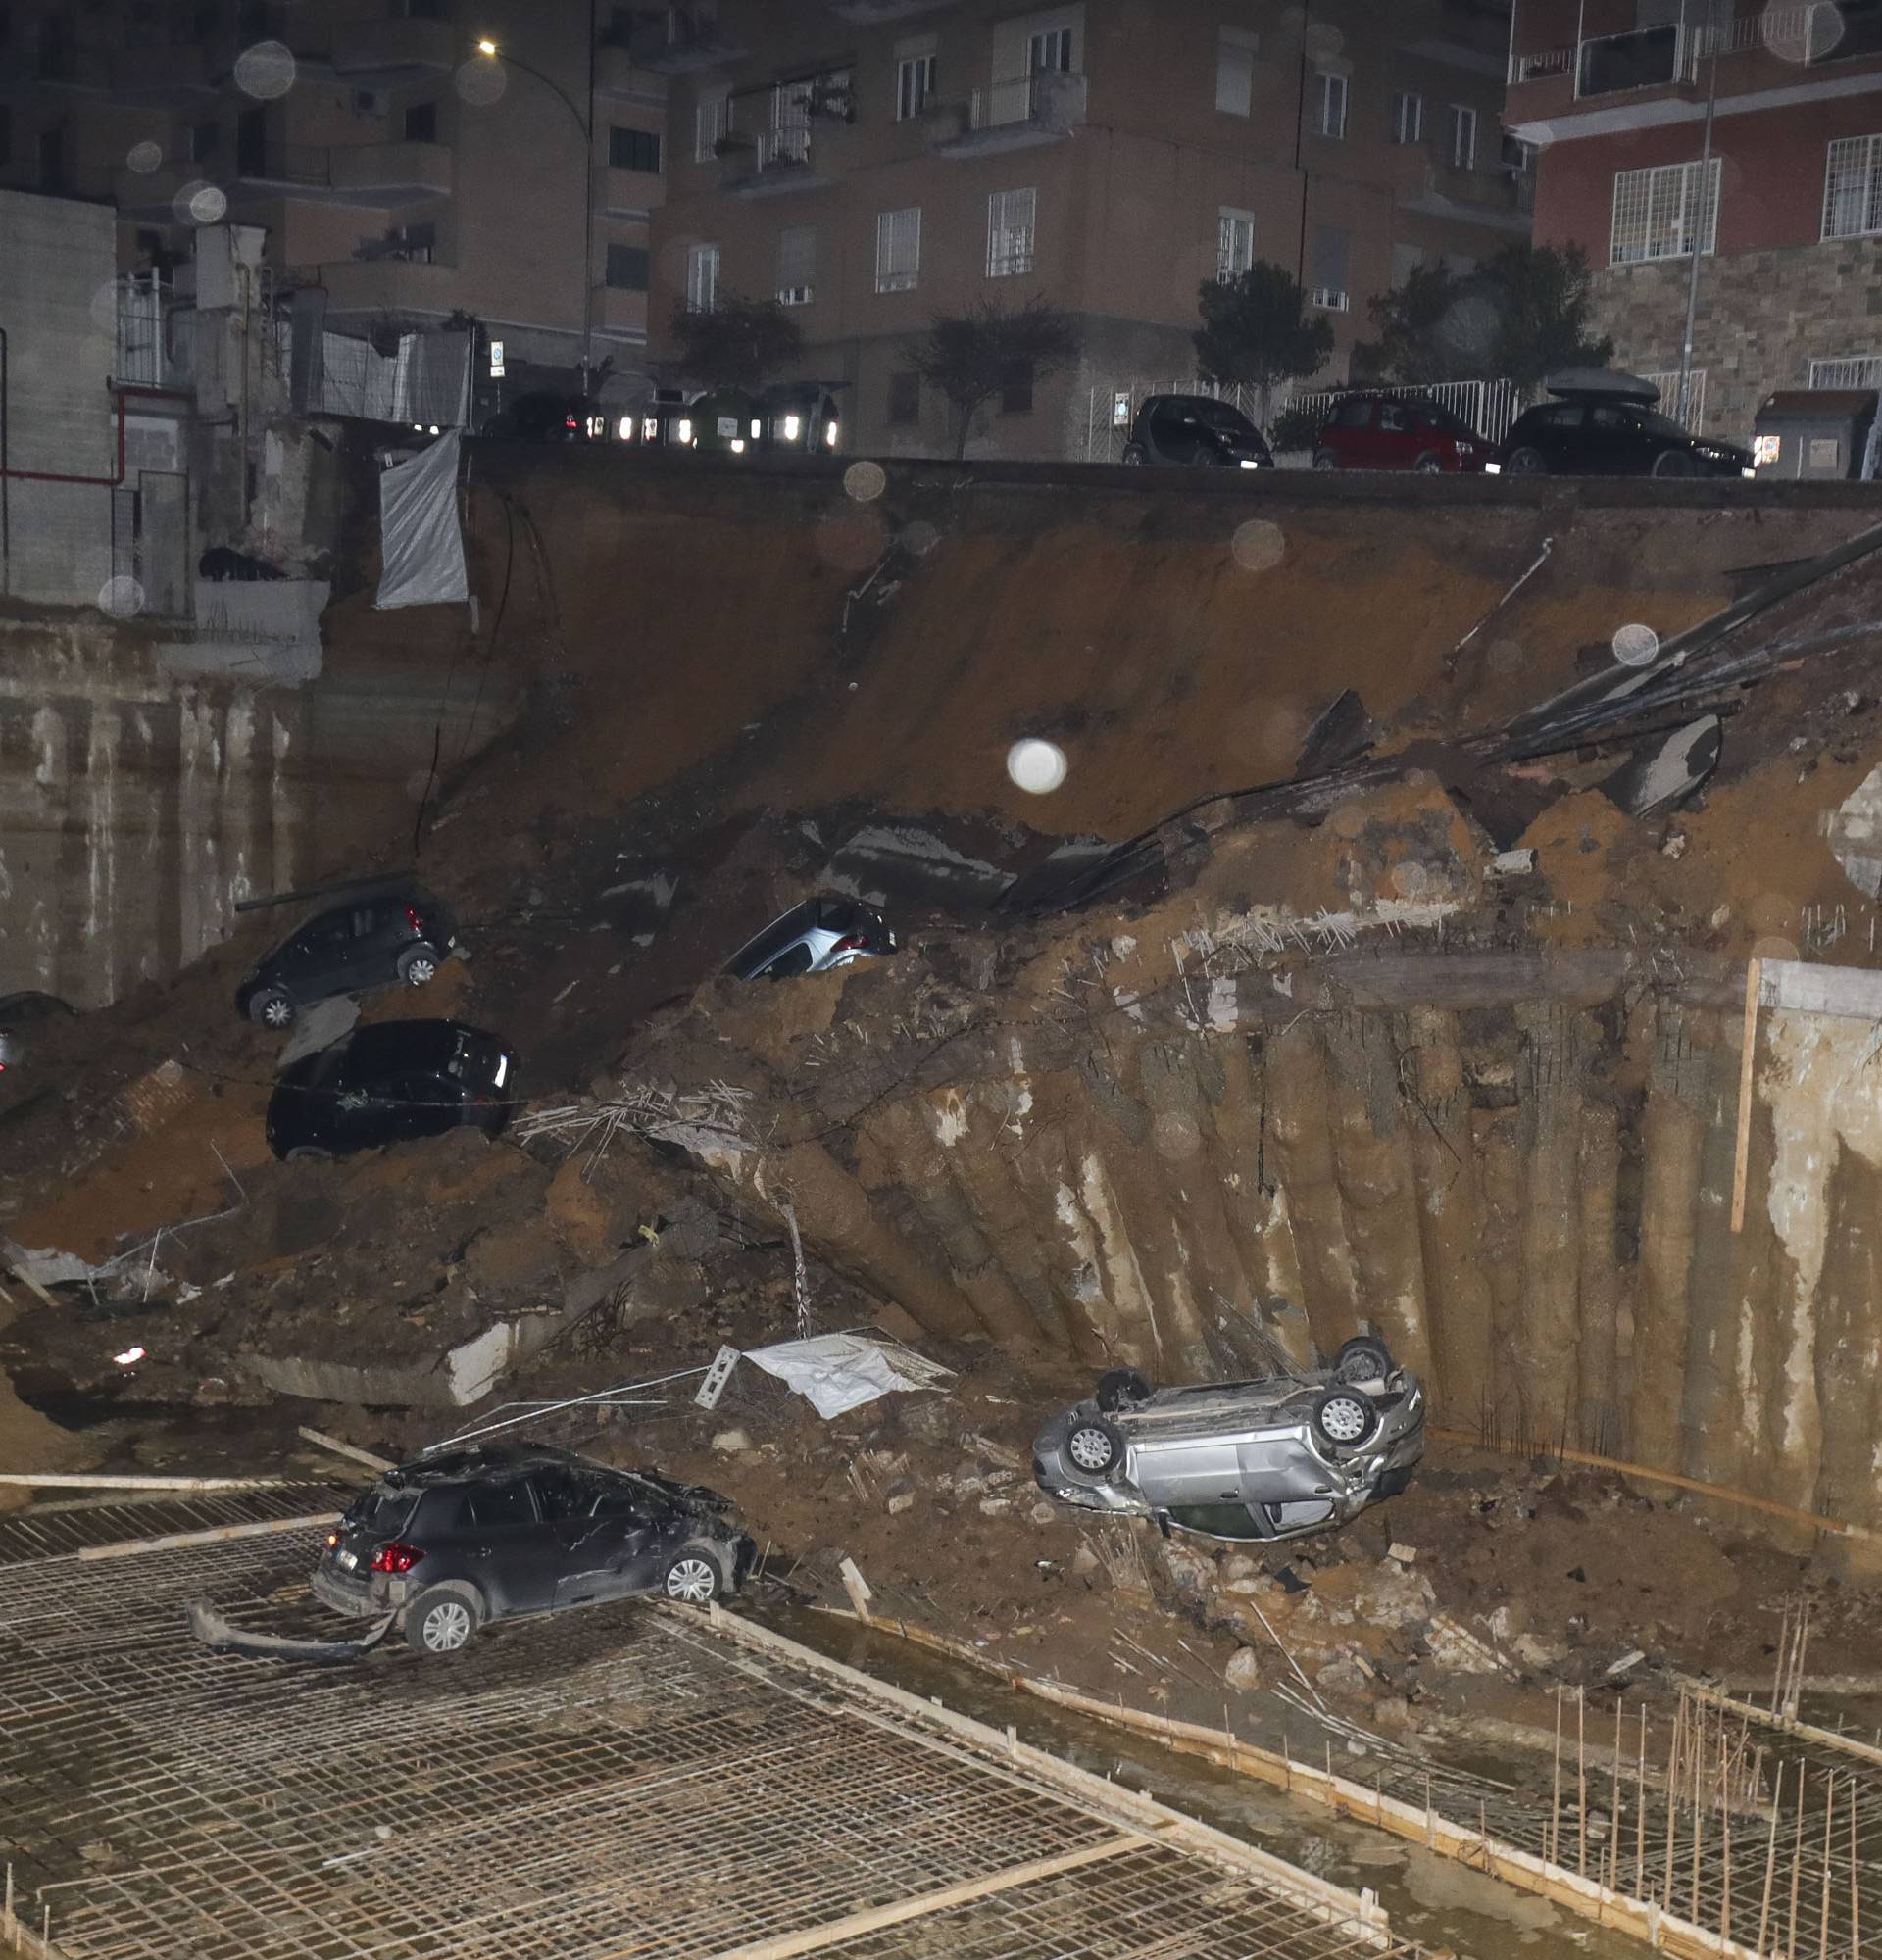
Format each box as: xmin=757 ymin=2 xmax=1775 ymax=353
xmin=646 ymin=0 xmax=1528 ymax=459
xmin=1506 ymin=0 xmax=1882 ymax=440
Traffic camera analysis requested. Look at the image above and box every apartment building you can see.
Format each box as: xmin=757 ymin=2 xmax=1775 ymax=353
xmin=645 ymin=0 xmax=1525 ymax=459
xmin=0 ymin=0 xmax=670 ymax=407
xmin=1506 ymin=0 xmax=1882 ymax=438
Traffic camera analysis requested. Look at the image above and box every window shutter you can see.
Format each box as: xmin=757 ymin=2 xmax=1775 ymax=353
xmin=777 ymin=223 xmax=816 ymax=301
xmin=1310 ymin=224 xmax=1350 ymax=292
xmin=1216 ymin=32 xmax=1255 ymax=116
xmin=876 ymin=206 xmax=920 ymax=290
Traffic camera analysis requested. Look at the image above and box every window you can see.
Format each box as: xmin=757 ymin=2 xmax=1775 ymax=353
xmin=465 ymin=1482 xmax=536 ymax=1529
xmin=606 ymin=242 xmax=650 ymax=289
xmin=695 ymin=87 xmax=730 ymax=161
xmin=686 ymin=241 xmax=719 ymax=310
xmin=1217 ymin=206 xmax=1255 ymax=279
xmin=776 ymin=222 xmax=816 ymax=304
xmin=1330 ymin=398 xmax=1372 ymax=429
xmin=1392 ymin=91 xmax=1423 ymax=144
xmin=986 ymin=186 xmax=1036 ymax=276
xmin=1029 ymin=25 xmax=1073 ymax=73
xmin=1000 ymin=363 xmax=1034 ymax=414
xmin=768 ymin=77 xmax=813 ymax=166
xmin=609 ymin=125 xmax=661 ymax=172
xmin=875 ymin=205 xmax=920 ymax=291
xmin=387 ymin=220 xmax=435 ymax=261
xmin=404 ymin=100 xmax=437 ymax=143
xmin=189 ymin=119 xmax=220 ymax=162
xmin=1610 ymin=157 xmax=1719 ymax=263
xmin=1216 ymin=27 xmax=1256 ymax=116
xmin=1313 ymin=70 xmax=1347 ymax=138
xmin=897 ymin=45 xmax=936 ymax=120
xmin=1445 ymin=103 xmax=1477 ymax=171
xmin=888 ymin=369 xmax=920 ymax=424
xmin=1824 ymin=134 xmax=1882 ymax=239
xmin=1309 ymin=223 xmax=1350 ymax=311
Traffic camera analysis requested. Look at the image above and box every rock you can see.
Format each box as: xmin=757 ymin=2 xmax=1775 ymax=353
xmin=1071 ymin=1544 xmax=1100 ymax=1579
xmin=1223 ymin=1577 xmax=1265 ymax=1595
xmin=1158 ymin=1539 xmax=1216 ymax=1595
xmin=1224 ymin=1646 xmax=1264 ymax=1691
xmin=1425 ymin=1615 xmax=1509 ymax=1676
xmin=1221 ymin=1553 xmax=1260 ymax=1582
xmin=1827 ymin=761 xmax=1882 ymax=895
xmin=977 ymin=1495 xmax=1011 ymax=1516
xmin=1316 ymin=1653 xmax=1372 ymax=1698
xmin=1028 ymin=1501 xmax=1058 ymax=1526
xmin=711 ymin=1427 xmax=753 ymax=1454
xmin=1515 ymin=1633 xmax=1569 ymax=1670
xmin=1387 ymin=1542 xmax=1418 ymax=1565
xmin=885 ymin=1479 xmax=916 ymax=1516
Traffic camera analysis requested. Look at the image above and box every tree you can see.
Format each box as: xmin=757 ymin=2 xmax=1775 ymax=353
xmin=1352 ymin=262 xmax=1479 ymax=384
xmin=667 ymin=291 xmax=803 ymax=393
xmin=1193 ymin=262 xmax=1335 ymax=423
xmin=908 ymin=296 xmax=1081 ymax=458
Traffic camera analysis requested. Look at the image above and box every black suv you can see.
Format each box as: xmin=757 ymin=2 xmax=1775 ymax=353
xmin=311 ymin=1444 xmax=756 ymax=1655
xmin=1121 ymin=394 xmax=1274 ymax=469
xmin=266 ymin=1018 xmax=515 ymax=1162
xmin=1498 ymin=398 xmax=1753 ymax=479
xmin=236 ymin=880 xmax=458 ymax=1030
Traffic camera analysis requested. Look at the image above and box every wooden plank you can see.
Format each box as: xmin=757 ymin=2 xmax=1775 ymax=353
xmin=0 ymin=1473 xmax=291 ymax=1492
xmin=295 ymin=1427 xmax=393 ymax=1476
xmin=1731 ymin=956 xmax=1761 ymax=1236
xmin=74 ymin=1511 xmax=339 ymax=1562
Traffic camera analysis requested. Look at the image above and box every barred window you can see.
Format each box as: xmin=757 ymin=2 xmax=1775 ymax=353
xmin=987 ymin=186 xmax=1036 ymax=276
xmin=1823 ymin=134 xmax=1882 ymax=239
xmin=1610 ymin=157 xmax=1719 ymax=264
xmin=694 ymin=89 xmax=730 ymax=162
xmin=875 ymin=206 xmax=920 ymax=292
xmin=1218 ymin=206 xmax=1255 ymax=279
xmin=1392 ymin=91 xmax=1423 ymax=144
xmin=686 ymin=242 xmax=719 ymax=311
xmin=1446 ymin=103 xmax=1477 ymax=171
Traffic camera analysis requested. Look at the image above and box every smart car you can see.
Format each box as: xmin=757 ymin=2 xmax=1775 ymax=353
xmin=1032 ymin=1337 xmax=1424 ymax=1542
xmin=723 ymin=896 xmax=896 ymax=981
xmin=235 ymin=879 xmax=458 ymax=1030
xmin=311 ymin=1444 xmax=755 ymax=1655
xmin=1121 ymin=394 xmax=1274 ymax=469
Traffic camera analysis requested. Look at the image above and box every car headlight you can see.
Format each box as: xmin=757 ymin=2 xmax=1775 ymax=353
xmin=492 ymin=1054 xmax=508 ymax=1089
xmin=1483 ymin=461 xmax=1502 ymax=474
xmin=1238 ymin=458 xmax=1261 ymax=469
xmin=677 ymin=419 xmax=693 ymax=444
xmin=782 ymin=414 xmax=801 ymax=441
xmin=824 ymin=419 xmax=839 ymax=448
xmin=1741 ymin=466 xmax=1756 ymax=479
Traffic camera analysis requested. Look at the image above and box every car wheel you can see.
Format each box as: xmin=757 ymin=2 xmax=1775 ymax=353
xmin=1064 ymin=1415 xmax=1128 ymax=1482
xmin=662 ymin=1543 xmax=725 ymax=1605
xmin=1313 ymin=1388 xmax=1381 ymax=1450
xmin=283 ymin=1145 xmax=334 ymax=1165
xmin=1652 ymin=449 xmax=1697 ymax=479
xmin=1332 ymin=1336 xmax=1394 ymax=1385
xmin=1414 ymin=452 xmax=1445 ymax=474
xmin=1096 ymin=1367 xmax=1153 ymax=1413
xmin=397 ymin=944 xmax=440 ymax=988
xmin=1312 ymin=451 xmax=1338 ymax=471
xmin=405 ymin=1583 xmax=482 ymax=1656
xmin=1120 ymin=443 xmax=1146 ymax=466
xmin=248 ymin=988 xmax=295 ymax=1030
xmin=1504 ymin=447 xmax=1547 ymax=476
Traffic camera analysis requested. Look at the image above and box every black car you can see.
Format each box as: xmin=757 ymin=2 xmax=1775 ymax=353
xmin=1122 ymin=394 xmax=1274 ymax=469
xmin=236 ymin=880 xmax=458 ymax=1030
xmin=478 ymin=390 xmax=598 ymax=442
xmin=311 ymin=1444 xmax=756 ymax=1655
xmin=266 ymin=1018 xmax=514 ymax=1162
xmin=1498 ymin=399 xmax=1753 ymax=479
xmin=0 ymin=991 xmax=75 ymax=1075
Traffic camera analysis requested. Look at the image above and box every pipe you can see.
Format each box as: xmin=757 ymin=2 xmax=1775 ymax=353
xmin=0 ymin=381 xmax=190 ymax=488
xmin=1 ymin=325 xmax=10 ymax=593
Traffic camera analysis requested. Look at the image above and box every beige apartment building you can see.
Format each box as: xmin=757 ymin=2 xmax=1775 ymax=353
xmin=647 ymin=0 xmax=1527 ymax=459
xmin=0 ymin=0 xmax=671 ymax=407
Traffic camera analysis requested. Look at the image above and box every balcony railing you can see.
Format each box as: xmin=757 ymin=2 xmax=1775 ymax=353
xmin=967 ymin=68 xmax=1085 ymax=133
xmin=759 ymin=125 xmax=812 ymax=170
xmin=1513 ymin=0 xmax=1882 ymax=87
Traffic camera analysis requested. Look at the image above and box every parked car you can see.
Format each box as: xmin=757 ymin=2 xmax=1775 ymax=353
xmin=311 ymin=1444 xmax=755 ymax=1654
xmin=759 ymin=381 xmax=844 ymax=454
xmin=1312 ymin=394 xmax=1493 ymax=473
xmin=1496 ymin=398 xmax=1754 ymax=479
xmin=236 ymin=879 xmax=458 ymax=1030
xmin=0 ymin=992 xmax=74 ymax=1075
xmin=1121 ymin=394 xmax=1274 ymax=469
xmin=266 ymin=1018 xmax=514 ymax=1162
xmin=723 ymin=896 xmax=897 ymax=981
xmin=1032 ymin=1337 xmax=1424 ymax=1543
xmin=478 ymin=390 xmax=598 ymax=442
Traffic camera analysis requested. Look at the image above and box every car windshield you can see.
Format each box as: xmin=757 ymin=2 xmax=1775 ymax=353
xmin=1191 ymin=400 xmax=1259 ymax=438
xmin=1413 ymin=403 xmax=1475 ymax=437
xmin=1628 ymin=408 xmax=1695 ymax=441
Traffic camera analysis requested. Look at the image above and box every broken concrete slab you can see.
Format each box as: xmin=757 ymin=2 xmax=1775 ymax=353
xmin=1598 ymin=713 xmax=1722 ymax=818
xmin=1826 ymin=760 xmax=1882 ymax=896
xmin=279 ymin=996 xmax=360 ymax=1067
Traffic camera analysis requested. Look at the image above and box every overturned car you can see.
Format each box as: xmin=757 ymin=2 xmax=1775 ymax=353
xmin=1032 ymin=1338 xmax=1424 ymax=1543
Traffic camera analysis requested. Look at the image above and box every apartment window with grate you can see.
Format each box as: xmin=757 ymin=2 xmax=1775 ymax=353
xmin=1823 ymin=134 xmax=1882 ymax=238
xmin=404 ymin=100 xmax=437 ymax=143
xmin=606 ymin=242 xmax=649 ymax=289
xmin=896 ymin=46 xmax=936 ymax=120
xmin=1217 ymin=207 xmax=1255 ymax=280
xmin=888 ymin=369 xmax=920 ymax=424
xmin=776 ymin=223 xmax=816 ymax=304
xmin=687 ymin=241 xmax=719 ymax=311
xmin=876 ymin=205 xmax=920 ymax=292
xmin=1392 ymin=91 xmax=1423 ymax=143
xmin=1314 ymin=70 xmax=1347 ymax=138
xmin=609 ymin=125 xmax=661 ymax=172
xmin=1610 ymin=157 xmax=1719 ymax=263
xmin=695 ymin=88 xmax=730 ymax=162
xmin=1446 ymin=103 xmax=1477 ymax=170
xmin=1216 ymin=27 xmax=1256 ymax=115
xmin=986 ymin=186 xmax=1036 ymax=276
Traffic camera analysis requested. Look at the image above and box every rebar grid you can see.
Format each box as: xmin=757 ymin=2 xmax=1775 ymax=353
xmin=0 ymin=1486 xmax=349 ymax=1567
xmin=1 ymin=1533 xmax=1406 ymax=1960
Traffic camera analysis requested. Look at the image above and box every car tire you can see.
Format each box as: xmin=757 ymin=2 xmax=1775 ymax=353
xmin=1505 ymin=447 xmax=1548 ymax=476
xmin=397 ymin=944 xmax=441 ymax=988
xmin=1121 ymin=444 xmax=1146 ymax=466
xmin=1652 ymin=449 xmax=1697 ymax=479
xmin=1064 ymin=1414 xmax=1128 ymax=1483
xmin=1414 ymin=452 xmax=1445 ymax=474
xmin=405 ymin=1582 xmax=482 ymax=1656
xmin=1312 ymin=451 xmax=1338 ymax=471
xmin=1096 ymin=1367 xmax=1153 ymax=1413
xmin=1313 ymin=1387 xmax=1381 ymax=1451
xmin=248 ymin=987 xmax=295 ymax=1030
xmin=1332 ymin=1336 xmax=1394 ymax=1385
xmin=283 ymin=1145 xmax=334 ymax=1165
xmin=662 ymin=1542 xmax=726 ymax=1605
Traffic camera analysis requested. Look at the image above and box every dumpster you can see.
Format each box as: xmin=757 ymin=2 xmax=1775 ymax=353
xmin=1752 ymin=390 xmax=1879 ymax=480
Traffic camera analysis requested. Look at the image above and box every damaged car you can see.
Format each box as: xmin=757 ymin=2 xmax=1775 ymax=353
xmin=236 ymin=877 xmax=459 ymax=1031
xmin=1032 ymin=1337 xmax=1424 ymax=1543
xmin=312 ymin=1443 xmax=756 ymax=1655
xmin=723 ymin=895 xmax=896 ymax=981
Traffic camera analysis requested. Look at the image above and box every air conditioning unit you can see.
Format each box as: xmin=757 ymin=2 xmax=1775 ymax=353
xmin=352 ymin=87 xmax=389 ymax=118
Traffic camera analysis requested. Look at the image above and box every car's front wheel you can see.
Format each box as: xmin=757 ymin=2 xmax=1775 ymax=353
xmin=1313 ymin=1387 xmax=1380 ymax=1450
xmin=1120 ymin=443 xmax=1146 ymax=466
xmin=1504 ymin=447 xmax=1548 ymax=476
xmin=1064 ymin=1415 xmax=1128 ymax=1482
xmin=1652 ymin=449 xmax=1697 ymax=479
xmin=248 ymin=987 xmax=295 ymax=1030
xmin=1414 ymin=452 xmax=1445 ymax=474
xmin=662 ymin=1543 xmax=725 ymax=1604
xmin=405 ymin=1583 xmax=482 ymax=1656
xmin=1312 ymin=451 xmax=1338 ymax=471
xmin=397 ymin=944 xmax=440 ymax=988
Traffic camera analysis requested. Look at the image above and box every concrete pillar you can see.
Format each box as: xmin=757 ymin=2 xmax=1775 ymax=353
xmin=1576 ymin=1099 xmax=1624 ymax=1457
xmin=1511 ymin=1004 xmax=1585 ymax=1453
xmin=1263 ymin=1018 xmax=1362 ymax=1358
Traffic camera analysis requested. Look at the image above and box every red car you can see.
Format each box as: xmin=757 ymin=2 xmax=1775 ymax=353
xmin=1312 ymin=394 xmax=1493 ymax=474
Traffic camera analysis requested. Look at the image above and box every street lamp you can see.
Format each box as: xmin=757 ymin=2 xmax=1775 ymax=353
xmin=473 ymin=34 xmax=595 ymax=392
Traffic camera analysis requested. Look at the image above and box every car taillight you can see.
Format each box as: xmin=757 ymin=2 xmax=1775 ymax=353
xmin=404 ymin=905 xmax=423 ymax=934
xmin=564 ymin=415 xmax=578 ymax=429
xmin=325 ymin=1531 xmax=339 ymax=1548
xmin=830 ymin=935 xmax=863 ymax=956
xmin=371 ymin=1542 xmax=424 ymax=1575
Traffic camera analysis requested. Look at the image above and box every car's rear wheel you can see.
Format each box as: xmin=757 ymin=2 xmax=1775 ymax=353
xmin=1065 ymin=1415 xmax=1128 ymax=1482
xmin=1414 ymin=452 xmax=1445 ymax=474
xmin=662 ymin=1543 xmax=725 ymax=1604
xmin=248 ymin=987 xmax=295 ymax=1030
xmin=1652 ymin=449 xmax=1697 ymax=478
xmin=1505 ymin=447 xmax=1547 ymax=476
xmin=405 ymin=1583 xmax=481 ymax=1656
xmin=397 ymin=944 xmax=440 ymax=988
xmin=1121 ymin=443 xmax=1146 ymax=466
xmin=283 ymin=1145 xmax=334 ymax=1165
xmin=1332 ymin=1336 xmax=1393 ymax=1384
xmin=1312 ymin=451 xmax=1338 ymax=470
xmin=1313 ymin=1388 xmax=1380 ymax=1450
xmin=1096 ymin=1367 xmax=1153 ymax=1413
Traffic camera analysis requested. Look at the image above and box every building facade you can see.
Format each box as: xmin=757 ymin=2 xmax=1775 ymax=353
xmin=1507 ymin=0 xmax=1882 ymax=439
xmin=648 ymin=0 xmax=1526 ymax=459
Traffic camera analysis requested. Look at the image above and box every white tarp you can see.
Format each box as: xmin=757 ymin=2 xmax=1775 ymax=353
xmin=375 ymin=429 xmax=468 ymax=610
xmin=741 ymin=1333 xmax=954 ymax=1420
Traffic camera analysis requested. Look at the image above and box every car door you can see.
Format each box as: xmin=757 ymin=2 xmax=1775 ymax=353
xmin=1148 ymin=401 xmax=1199 ymax=466
xmin=284 ymin=912 xmax=353 ymax=998
xmin=1374 ymin=400 xmax=1421 ymax=469
xmin=549 ymin=1481 xmax=669 ymax=1606
xmin=1587 ymin=403 xmax=1649 ymax=476
xmin=1535 ymin=402 xmax=1587 ymax=472
xmin=458 ymin=1478 xmax=559 ymax=1615
xmin=1237 ymin=1430 xmax=1337 ymax=1535
xmin=1322 ymin=396 xmax=1373 ymax=465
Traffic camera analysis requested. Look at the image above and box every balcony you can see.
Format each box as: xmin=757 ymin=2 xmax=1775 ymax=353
xmin=720 ymin=124 xmax=840 ymax=196
xmin=330 ymin=16 xmax=457 ymax=84
xmin=932 ymin=69 xmax=1086 ymax=157
xmin=627 ymin=12 xmax=748 ymax=74
xmin=283 ymin=257 xmax=457 ymax=318
xmin=235 ymin=141 xmax=453 ymax=210
xmin=110 ymin=43 xmax=216 ymax=106
xmin=594 ymin=44 xmax=667 ymax=101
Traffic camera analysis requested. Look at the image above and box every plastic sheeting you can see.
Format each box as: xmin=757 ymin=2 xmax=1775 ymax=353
xmin=375 ymin=429 xmax=468 ymax=610
xmin=741 ymin=1333 xmax=954 ymax=1420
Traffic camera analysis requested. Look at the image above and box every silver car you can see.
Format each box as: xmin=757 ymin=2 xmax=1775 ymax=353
xmin=0 ymin=992 xmax=74 ymax=1077
xmin=1032 ymin=1338 xmax=1424 ymax=1543
xmin=723 ymin=896 xmax=896 ymax=982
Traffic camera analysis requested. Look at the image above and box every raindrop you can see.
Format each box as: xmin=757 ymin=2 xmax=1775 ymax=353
xmin=900 ymin=518 xmax=939 ymax=557
xmin=812 ymin=507 xmax=885 ymax=572
xmin=97 ymin=575 xmax=145 ymax=618
xmin=173 ymin=178 xmax=227 ymax=225
xmin=1765 ymin=0 xmax=1833 ymax=61
xmin=1612 ymin=622 xmax=1660 ymax=667
xmin=125 ymin=139 xmax=163 ymax=174
xmin=1007 ymin=739 xmax=1068 ymax=796
xmin=1752 ymin=934 xmax=1801 ymax=963
xmin=1303 ymin=22 xmax=1345 ymax=62
xmin=455 ymin=56 xmax=508 ymax=106
xmin=843 ymin=459 xmax=886 ymax=503
xmin=1230 ymin=518 xmax=1286 ymax=573
xmin=233 ymin=39 xmax=296 ymax=100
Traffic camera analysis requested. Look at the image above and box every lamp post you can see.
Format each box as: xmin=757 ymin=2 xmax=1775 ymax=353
xmin=1675 ymin=0 xmax=1721 ymax=431
xmin=474 ymin=33 xmax=596 ymax=394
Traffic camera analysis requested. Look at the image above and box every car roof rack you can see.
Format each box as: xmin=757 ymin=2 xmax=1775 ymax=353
xmin=233 ymin=869 xmax=428 ymax=914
